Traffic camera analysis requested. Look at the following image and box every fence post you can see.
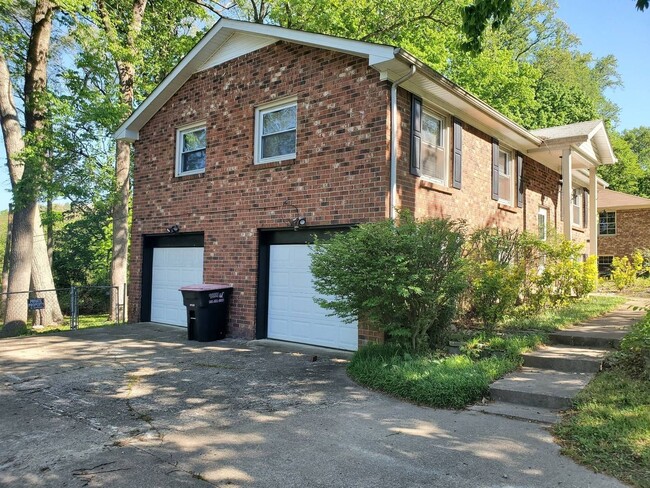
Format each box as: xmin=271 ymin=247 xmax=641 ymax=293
xmin=70 ymin=286 xmax=78 ymax=330
xmin=123 ymin=283 xmax=127 ymax=325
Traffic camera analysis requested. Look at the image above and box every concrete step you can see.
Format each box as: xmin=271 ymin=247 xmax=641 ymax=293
xmin=489 ymin=367 xmax=594 ymax=410
xmin=549 ymin=328 xmax=626 ymax=349
xmin=467 ymin=402 xmax=561 ymax=424
xmin=522 ymin=345 xmax=610 ymax=373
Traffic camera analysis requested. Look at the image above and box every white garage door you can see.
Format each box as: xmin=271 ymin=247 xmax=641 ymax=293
xmin=151 ymin=247 xmax=204 ymax=326
xmin=268 ymin=244 xmax=358 ymax=351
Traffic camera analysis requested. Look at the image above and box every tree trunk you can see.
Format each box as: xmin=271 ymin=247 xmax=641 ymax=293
xmin=110 ymin=138 xmax=130 ymax=321
xmin=1 ymin=206 xmax=13 ymax=314
xmin=3 ymin=202 xmax=37 ymax=335
xmin=32 ymin=208 xmax=63 ymax=324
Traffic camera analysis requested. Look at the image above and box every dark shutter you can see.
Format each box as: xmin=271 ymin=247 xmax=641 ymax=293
xmin=491 ymin=138 xmax=499 ymax=201
xmin=583 ymin=189 xmax=589 ymax=228
xmin=516 ymin=152 xmax=524 ymax=208
xmin=410 ymin=95 xmax=422 ymax=177
xmin=452 ymin=117 xmax=463 ymax=189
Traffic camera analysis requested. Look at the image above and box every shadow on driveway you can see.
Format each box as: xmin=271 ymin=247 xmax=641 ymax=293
xmin=0 ymin=323 xmax=624 ymax=487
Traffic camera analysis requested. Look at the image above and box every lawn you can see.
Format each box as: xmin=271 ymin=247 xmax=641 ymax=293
xmin=25 ymin=315 xmax=119 ymax=335
xmin=348 ymin=295 xmax=625 ymax=409
xmin=553 ymin=312 xmax=650 ymax=488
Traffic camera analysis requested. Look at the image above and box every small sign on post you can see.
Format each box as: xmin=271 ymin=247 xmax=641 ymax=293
xmin=28 ymin=298 xmax=45 ymax=310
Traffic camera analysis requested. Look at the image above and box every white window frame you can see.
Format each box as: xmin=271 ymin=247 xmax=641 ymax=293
xmin=176 ymin=122 xmax=207 ymax=177
xmin=572 ymin=187 xmax=583 ymax=227
xmin=498 ymin=147 xmax=513 ymax=205
xmin=538 ymin=207 xmax=548 ymax=241
xmin=420 ymin=106 xmax=448 ymax=185
xmin=599 ymin=210 xmax=616 ymax=236
xmin=254 ymin=97 xmax=298 ymax=165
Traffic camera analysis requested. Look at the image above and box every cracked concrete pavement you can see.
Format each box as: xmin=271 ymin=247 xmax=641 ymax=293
xmin=0 ymin=323 xmax=625 ymax=487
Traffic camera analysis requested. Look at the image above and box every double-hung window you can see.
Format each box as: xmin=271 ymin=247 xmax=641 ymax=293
xmin=421 ymin=109 xmax=447 ymax=183
xmin=572 ymin=188 xmax=583 ymax=227
xmin=599 ymin=211 xmax=616 ymax=235
xmin=538 ymin=207 xmax=548 ymax=241
xmin=255 ymin=99 xmax=297 ymax=164
xmin=176 ymin=124 xmax=206 ymax=176
xmin=498 ymin=148 xmax=513 ymax=204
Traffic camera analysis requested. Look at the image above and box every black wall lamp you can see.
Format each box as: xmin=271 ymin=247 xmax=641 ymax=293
xmin=283 ymin=200 xmax=307 ymax=231
xmin=166 ymin=224 xmax=180 ymax=234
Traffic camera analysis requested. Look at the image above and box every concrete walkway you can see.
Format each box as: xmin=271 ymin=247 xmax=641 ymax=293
xmin=0 ymin=323 xmax=626 ymax=487
xmin=471 ymin=297 xmax=647 ymax=423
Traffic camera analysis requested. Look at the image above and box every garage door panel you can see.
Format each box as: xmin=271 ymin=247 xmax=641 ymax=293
xmin=151 ymin=247 xmax=204 ymax=327
xmin=267 ymin=244 xmax=357 ymax=351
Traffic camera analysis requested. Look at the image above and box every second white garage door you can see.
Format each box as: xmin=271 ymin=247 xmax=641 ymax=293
xmin=151 ymin=247 xmax=204 ymax=326
xmin=268 ymin=244 xmax=358 ymax=351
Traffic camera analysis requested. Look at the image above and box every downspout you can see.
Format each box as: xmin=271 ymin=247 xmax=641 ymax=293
xmin=390 ymin=65 xmax=416 ymax=220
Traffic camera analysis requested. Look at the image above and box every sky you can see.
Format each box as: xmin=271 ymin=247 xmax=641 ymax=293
xmin=0 ymin=2 xmax=648 ymax=210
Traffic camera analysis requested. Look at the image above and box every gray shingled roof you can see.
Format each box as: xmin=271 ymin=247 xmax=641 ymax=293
xmin=531 ymin=120 xmax=602 ymax=141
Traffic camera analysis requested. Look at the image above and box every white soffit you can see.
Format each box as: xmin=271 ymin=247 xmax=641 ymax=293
xmin=199 ymin=31 xmax=276 ymax=72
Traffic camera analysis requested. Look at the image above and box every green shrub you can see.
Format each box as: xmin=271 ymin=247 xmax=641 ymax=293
xmin=464 ymin=227 xmax=528 ymax=325
xmin=468 ymin=260 xmax=523 ymax=328
xmin=611 ymin=251 xmax=644 ymax=290
xmin=310 ymin=210 xmax=467 ymax=350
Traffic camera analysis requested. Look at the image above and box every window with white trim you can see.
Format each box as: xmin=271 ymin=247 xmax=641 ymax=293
xmin=572 ymin=188 xmax=583 ymax=227
xmin=176 ymin=124 xmax=206 ymax=176
xmin=255 ymin=99 xmax=297 ymax=164
xmin=421 ymin=108 xmax=447 ymax=184
xmin=538 ymin=207 xmax=548 ymax=241
xmin=498 ymin=148 xmax=513 ymax=204
xmin=599 ymin=211 xmax=616 ymax=235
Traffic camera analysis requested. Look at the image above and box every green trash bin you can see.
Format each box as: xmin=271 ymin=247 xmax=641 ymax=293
xmin=179 ymin=284 xmax=233 ymax=342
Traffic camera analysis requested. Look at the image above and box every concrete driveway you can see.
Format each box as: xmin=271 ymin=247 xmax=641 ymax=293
xmin=0 ymin=324 xmax=623 ymax=488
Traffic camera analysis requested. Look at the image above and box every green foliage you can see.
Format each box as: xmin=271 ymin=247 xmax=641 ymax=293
xmin=52 ymin=204 xmax=113 ymax=287
xmin=310 ymin=211 xmax=467 ymax=350
xmin=347 ymin=343 xmax=519 ymax=409
xmin=461 ymin=0 xmax=513 ymax=52
xmin=618 ymin=312 xmax=650 ymax=380
xmin=465 ymin=227 xmax=526 ymax=327
xmin=554 ymin=370 xmax=650 ymax=488
xmin=611 ymin=252 xmax=644 ymax=290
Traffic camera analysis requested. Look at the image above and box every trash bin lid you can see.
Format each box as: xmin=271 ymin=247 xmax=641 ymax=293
xmin=179 ymin=283 xmax=233 ymax=292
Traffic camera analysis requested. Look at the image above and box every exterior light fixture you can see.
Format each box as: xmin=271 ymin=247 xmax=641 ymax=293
xmin=166 ymin=224 xmax=180 ymax=233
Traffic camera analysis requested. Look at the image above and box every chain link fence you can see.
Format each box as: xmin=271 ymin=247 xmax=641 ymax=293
xmin=1 ymin=285 xmax=123 ymax=330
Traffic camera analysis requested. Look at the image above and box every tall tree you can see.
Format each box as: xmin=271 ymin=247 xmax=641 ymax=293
xmin=73 ymin=0 xmax=207 ymax=319
xmin=0 ymin=0 xmax=63 ymax=334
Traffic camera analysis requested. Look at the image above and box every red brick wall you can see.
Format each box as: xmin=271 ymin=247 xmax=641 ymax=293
xmin=394 ymin=88 xmax=590 ymax=250
xmin=130 ymin=42 xmax=391 ymax=339
xmin=598 ymin=208 xmax=650 ymax=258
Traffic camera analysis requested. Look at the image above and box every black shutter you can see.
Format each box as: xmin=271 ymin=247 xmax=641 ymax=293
xmin=410 ymin=95 xmax=422 ymax=177
xmin=516 ymin=152 xmax=524 ymax=208
xmin=583 ymin=189 xmax=589 ymax=228
xmin=491 ymin=138 xmax=499 ymax=201
xmin=452 ymin=118 xmax=463 ymax=189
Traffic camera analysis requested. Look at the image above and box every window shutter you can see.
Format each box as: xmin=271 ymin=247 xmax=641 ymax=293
xmin=516 ymin=152 xmax=524 ymax=208
xmin=583 ymin=189 xmax=589 ymax=228
xmin=491 ymin=138 xmax=499 ymax=201
xmin=410 ymin=95 xmax=422 ymax=177
xmin=452 ymin=118 xmax=463 ymax=189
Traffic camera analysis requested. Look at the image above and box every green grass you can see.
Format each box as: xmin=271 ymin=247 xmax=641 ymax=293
xmin=348 ymin=295 xmax=626 ymax=409
xmin=25 ymin=315 xmax=118 ymax=335
xmin=554 ymin=313 xmax=650 ymax=487
xmin=599 ymin=276 xmax=650 ymax=296
xmin=500 ymin=295 xmax=625 ymax=332
xmin=554 ymin=370 xmax=650 ymax=487
xmin=348 ymin=332 xmax=544 ymax=409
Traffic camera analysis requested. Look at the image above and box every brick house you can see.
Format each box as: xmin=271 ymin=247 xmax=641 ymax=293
xmin=597 ymin=188 xmax=650 ymax=274
xmin=115 ymin=19 xmax=615 ymax=350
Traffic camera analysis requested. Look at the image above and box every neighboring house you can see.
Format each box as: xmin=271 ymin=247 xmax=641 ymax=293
xmin=597 ymin=188 xmax=650 ymax=275
xmin=115 ymin=19 xmax=615 ymax=351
